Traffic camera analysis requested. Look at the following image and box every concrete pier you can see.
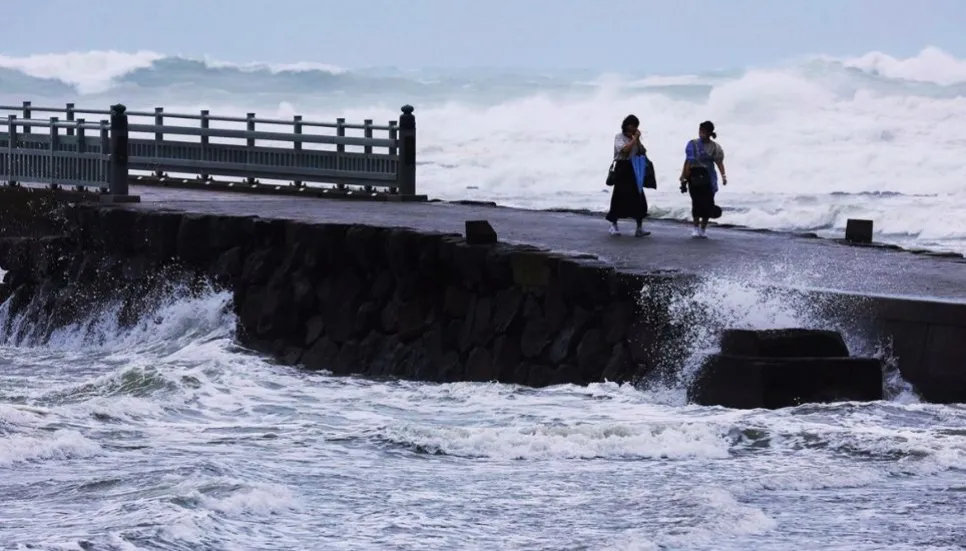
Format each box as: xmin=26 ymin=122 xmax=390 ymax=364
xmin=1 ymin=184 xmax=965 ymax=404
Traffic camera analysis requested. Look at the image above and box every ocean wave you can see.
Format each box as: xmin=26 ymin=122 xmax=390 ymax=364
xmin=371 ymin=420 xmax=734 ymax=460
xmin=1 ymin=47 xmax=965 ymax=99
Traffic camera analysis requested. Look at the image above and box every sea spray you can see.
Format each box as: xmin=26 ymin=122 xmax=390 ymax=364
xmin=633 ymin=259 xmax=916 ymax=403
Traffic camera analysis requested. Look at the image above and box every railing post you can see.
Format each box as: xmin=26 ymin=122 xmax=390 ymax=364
xmin=154 ymin=107 xmax=164 ymax=178
xmin=49 ymin=117 xmax=59 ymax=190
xmin=99 ymin=121 xmax=109 ymax=192
xmin=363 ymin=119 xmax=373 ymax=155
xmin=66 ymin=103 xmax=75 ymax=136
xmin=246 ymin=113 xmax=256 ymax=185
xmin=7 ymin=115 xmax=17 ymax=186
xmin=362 ymin=119 xmax=374 ymax=192
xmin=22 ymin=101 xmax=31 ymax=135
xmin=246 ymin=113 xmax=256 ymax=147
xmin=200 ymin=109 xmax=210 ymax=181
xmin=336 ymin=118 xmax=345 ymax=153
xmin=388 ymin=120 xmax=399 ymax=193
xmin=76 ymin=118 xmax=86 ymax=153
xmin=109 ymin=104 xmax=130 ymax=196
xmin=398 ymin=105 xmax=416 ymax=196
xmin=336 ymin=118 xmax=346 ymax=190
xmin=76 ymin=118 xmax=86 ymax=192
xmin=293 ymin=115 xmax=302 ymax=187
xmin=388 ymin=121 xmax=398 ymax=156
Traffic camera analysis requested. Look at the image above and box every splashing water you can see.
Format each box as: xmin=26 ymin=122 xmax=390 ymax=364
xmin=637 ymin=260 xmax=921 ymax=405
xmin=0 ymin=270 xmax=959 ymax=549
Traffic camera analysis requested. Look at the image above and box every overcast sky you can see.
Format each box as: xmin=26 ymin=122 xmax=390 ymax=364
xmin=7 ymin=0 xmax=966 ymax=73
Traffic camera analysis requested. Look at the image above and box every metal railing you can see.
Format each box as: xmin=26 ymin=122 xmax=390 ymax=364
xmin=0 ymin=115 xmax=114 ymax=192
xmin=0 ymin=100 xmax=417 ymax=197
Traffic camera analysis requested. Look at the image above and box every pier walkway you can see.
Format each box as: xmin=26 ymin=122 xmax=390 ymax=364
xmin=130 ymin=185 xmax=966 ymax=303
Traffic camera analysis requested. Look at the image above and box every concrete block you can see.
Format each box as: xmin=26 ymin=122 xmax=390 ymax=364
xmin=845 ymin=218 xmax=873 ymax=243
xmin=99 ymin=194 xmax=141 ymax=204
xmin=720 ymin=328 xmax=850 ymax=358
xmin=688 ymin=353 xmax=883 ymax=409
xmin=465 ymin=219 xmax=497 ymax=245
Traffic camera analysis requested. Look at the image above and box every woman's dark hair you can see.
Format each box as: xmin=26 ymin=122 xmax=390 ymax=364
xmin=621 ymin=114 xmax=640 ymax=134
xmin=700 ymin=120 xmax=717 ymax=139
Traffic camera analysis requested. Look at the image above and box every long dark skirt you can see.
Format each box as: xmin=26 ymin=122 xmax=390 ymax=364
xmin=688 ymin=179 xmax=716 ymax=219
xmin=606 ymin=159 xmax=648 ymax=223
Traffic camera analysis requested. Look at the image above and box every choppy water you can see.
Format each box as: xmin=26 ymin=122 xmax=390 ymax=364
xmin=1 ymin=272 xmax=964 ymax=550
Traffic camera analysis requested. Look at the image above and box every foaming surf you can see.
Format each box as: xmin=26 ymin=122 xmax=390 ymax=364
xmin=1 ymin=269 xmax=963 ymax=548
xmin=635 ymin=258 xmax=920 ymax=406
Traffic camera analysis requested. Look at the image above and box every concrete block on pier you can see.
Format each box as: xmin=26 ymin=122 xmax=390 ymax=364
xmin=689 ymin=328 xmax=882 ymax=409
xmin=720 ymin=328 xmax=849 ymax=358
xmin=465 ymin=220 xmax=497 ymax=245
xmin=688 ymin=353 xmax=883 ymax=409
xmin=99 ymin=194 xmax=141 ymax=204
xmin=845 ymin=218 xmax=873 ymax=243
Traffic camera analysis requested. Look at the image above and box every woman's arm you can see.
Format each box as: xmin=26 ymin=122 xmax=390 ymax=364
xmin=714 ymin=144 xmax=727 ymax=184
xmin=680 ymin=140 xmax=694 ymax=182
xmin=715 ymin=160 xmax=727 ymax=184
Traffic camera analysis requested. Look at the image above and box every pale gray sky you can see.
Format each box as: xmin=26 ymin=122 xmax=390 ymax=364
xmin=8 ymin=0 xmax=966 ymax=72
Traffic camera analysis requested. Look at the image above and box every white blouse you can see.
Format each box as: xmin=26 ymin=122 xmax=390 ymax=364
xmin=613 ymin=133 xmax=644 ymax=160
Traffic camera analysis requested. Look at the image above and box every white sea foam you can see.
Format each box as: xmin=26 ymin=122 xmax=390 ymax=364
xmin=0 ymin=429 xmax=103 ymax=465
xmin=0 ymin=283 xmax=962 ymax=549
xmin=838 ymin=46 xmax=966 ymax=85
xmin=0 ymin=50 xmax=163 ymax=94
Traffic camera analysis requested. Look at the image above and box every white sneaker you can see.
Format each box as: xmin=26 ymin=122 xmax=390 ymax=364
xmin=699 ymin=227 xmax=708 ymax=238
xmin=691 ymin=227 xmax=701 ymax=238
xmin=609 ymin=224 xmax=621 ymax=236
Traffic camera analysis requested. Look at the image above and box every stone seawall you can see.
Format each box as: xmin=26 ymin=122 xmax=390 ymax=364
xmin=0 ymin=201 xmax=701 ymax=387
xmin=1 ymin=187 xmax=965 ymax=403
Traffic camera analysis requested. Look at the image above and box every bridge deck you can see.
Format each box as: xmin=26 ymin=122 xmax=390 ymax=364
xmin=126 ymin=186 xmax=966 ymax=303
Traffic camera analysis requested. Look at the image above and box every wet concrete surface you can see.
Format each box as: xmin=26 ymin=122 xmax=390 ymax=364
xmin=126 ymin=185 xmax=966 ymax=302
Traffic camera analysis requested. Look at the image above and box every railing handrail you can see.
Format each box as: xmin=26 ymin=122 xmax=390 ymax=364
xmin=3 ymin=119 xmax=395 ymax=147
xmin=126 ymin=124 xmax=396 ymax=147
xmin=3 ymin=116 xmax=108 ymax=131
xmin=0 ymin=104 xmax=393 ymax=130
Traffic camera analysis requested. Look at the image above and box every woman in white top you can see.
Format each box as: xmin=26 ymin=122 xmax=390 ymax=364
xmin=606 ymin=114 xmax=650 ymax=237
